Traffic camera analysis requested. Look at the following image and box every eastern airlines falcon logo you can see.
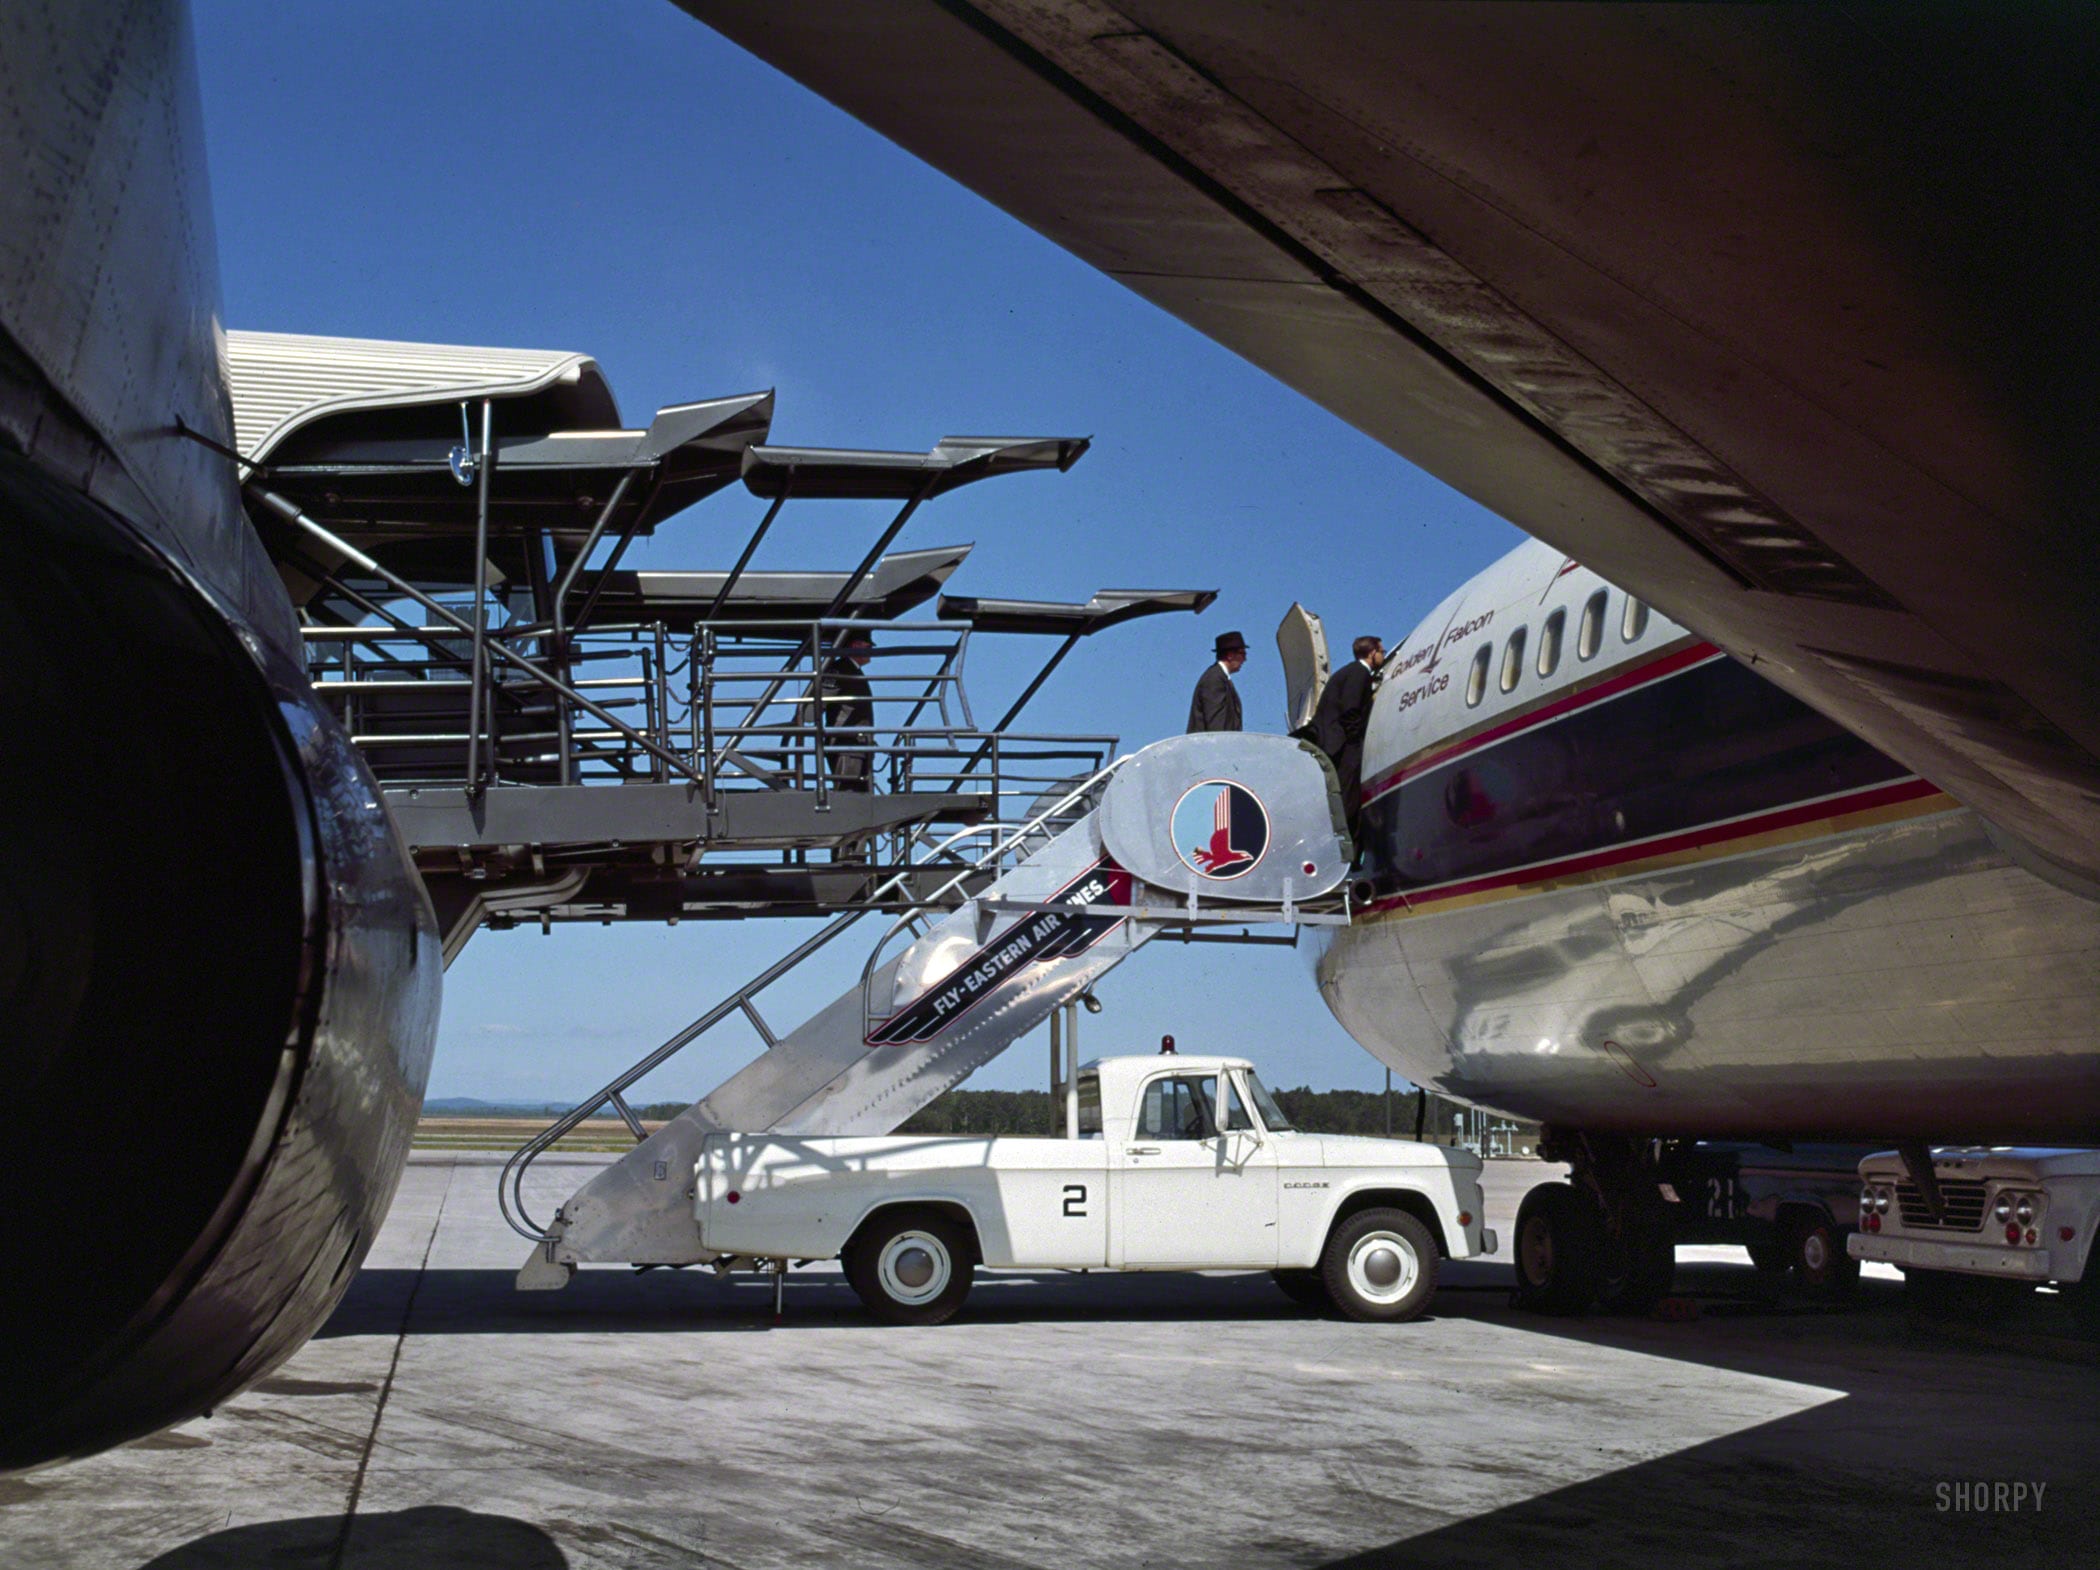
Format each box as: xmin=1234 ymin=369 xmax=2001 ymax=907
xmin=1172 ymin=780 xmax=1269 ymax=881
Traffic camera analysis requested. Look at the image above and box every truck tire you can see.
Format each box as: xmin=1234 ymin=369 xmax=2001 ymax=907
xmin=1786 ymin=1212 xmax=1859 ymax=1300
xmin=1271 ymin=1269 xmax=1331 ymax=1312
xmin=1513 ymin=1182 xmax=1603 ymax=1315
xmin=843 ymin=1209 xmax=974 ymax=1326
xmin=1320 ymin=1208 xmax=1437 ymax=1323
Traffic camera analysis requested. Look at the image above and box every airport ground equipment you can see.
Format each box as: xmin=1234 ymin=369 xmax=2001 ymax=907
xmin=509 ymin=730 xmax=1358 ymax=1284
xmin=693 ymin=1052 xmax=1491 ymax=1323
xmin=1658 ymin=1143 xmax=1876 ymax=1300
xmin=1852 ymin=1148 xmax=2100 ymax=1334
xmin=221 ymin=331 xmax=1217 ymax=956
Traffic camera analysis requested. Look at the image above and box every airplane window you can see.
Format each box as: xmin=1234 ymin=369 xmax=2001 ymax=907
xmin=1537 ymin=608 xmax=1565 ymax=677
xmin=1623 ymin=597 xmax=1650 ymax=642
xmin=1466 ymin=643 xmax=1492 ymax=706
xmin=1578 ymin=590 xmax=1607 ymax=660
xmin=1500 ymin=627 xmax=1526 ymax=694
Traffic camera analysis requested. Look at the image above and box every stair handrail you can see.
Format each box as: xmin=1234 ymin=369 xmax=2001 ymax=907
xmin=855 ymin=754 xmax=1128 ymax=1038
xmin=497 ymin=810 xmax=1030 ymax=1242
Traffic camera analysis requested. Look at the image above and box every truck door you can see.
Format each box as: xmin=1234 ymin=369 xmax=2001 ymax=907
xmin=1114 ymin=1072 xmax=1280 ymax=1267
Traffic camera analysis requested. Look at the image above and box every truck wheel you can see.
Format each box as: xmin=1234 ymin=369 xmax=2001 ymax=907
xmin=1271 ymin=1269 xmax=1331 ymax=1312
xmin=1320 ymin=1208 xmax=1437 ymax=1323
xmin=1513 ymin=1183 xmax=1603 ymax=1315
xmin=1788 ymin=1213 xmax=1859 ymax=1299
xmin=843 ymin=1210 xmax=973 ymax=1326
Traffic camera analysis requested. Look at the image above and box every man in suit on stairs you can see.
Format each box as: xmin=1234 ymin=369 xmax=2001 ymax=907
xmin=1187 ymin=629 xmax=1247 ymax=733
xmin=1313 ymin=634 xmax=1385 ymax=838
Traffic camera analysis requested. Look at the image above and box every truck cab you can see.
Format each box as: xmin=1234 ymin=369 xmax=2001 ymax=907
xmin=695 ymin=1053 xmax=1491 ymax=1324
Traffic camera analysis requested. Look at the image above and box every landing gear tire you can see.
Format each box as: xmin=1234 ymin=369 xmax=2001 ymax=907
xmin=1903 ymin=1268 xmax=2030 ymax=1328
xmin=1787 ymin=1214 xmax=1859 ymax=1300
xmin=1513 ymin=1183 xmax=1603 ymax=1316
xmin=843 ymin=1209 xmax=974 ymax=1326
xmin=1597 ymin=1208 xmax=1676 ymax=1315
xmin=1320 ymin=1209 xmax=1437 ymax=1323
xmin=1272 ymin=1269 xmax=1331 ymax=1312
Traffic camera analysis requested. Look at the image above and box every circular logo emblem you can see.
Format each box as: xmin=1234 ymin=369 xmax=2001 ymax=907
xmin=1170 ymin=779 xmax=1270 ymax=881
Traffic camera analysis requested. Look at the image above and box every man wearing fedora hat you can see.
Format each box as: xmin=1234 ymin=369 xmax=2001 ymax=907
xmin=818 ymin=628 xmax=878 ymax=792
xmin=1187 ymin=629 xmax=1247 ymax=733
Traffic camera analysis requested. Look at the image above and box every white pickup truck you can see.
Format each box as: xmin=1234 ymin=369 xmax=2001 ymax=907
xmin=1850 ymin=1147 xmax=2099 ymax=1332
xmin=695 ymin=1053 xmax=1493 ymax=1324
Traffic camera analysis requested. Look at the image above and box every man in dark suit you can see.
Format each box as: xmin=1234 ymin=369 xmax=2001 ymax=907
xmin=1313 ymin=634 xmax=1385 ymax=837
xmin=818 ymin=629 xmax=877 ymax=792
xmin=1187 ymin=630 xmax=1247 ymax=732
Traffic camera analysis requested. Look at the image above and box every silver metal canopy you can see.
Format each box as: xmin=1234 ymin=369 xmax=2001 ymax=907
xmin=741 ymin=435 xmax=1089 ymax=499
xmin=937 ymin=588 xmax=1216 ymax=637
xmin=580 ymin=545 xmax=973 ymax=631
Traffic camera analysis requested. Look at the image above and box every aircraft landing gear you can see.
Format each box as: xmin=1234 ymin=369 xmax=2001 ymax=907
xmin=1513 ymin=1131 xmax=1675 ymax=1316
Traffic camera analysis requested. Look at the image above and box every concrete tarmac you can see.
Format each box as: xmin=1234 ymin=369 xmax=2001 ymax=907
xmin=2 ymin=1156 xmax=2093 ymax=1569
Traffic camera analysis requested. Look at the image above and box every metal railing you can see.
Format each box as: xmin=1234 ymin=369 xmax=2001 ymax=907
xmin=494 ymin=762 xmax=1125 ymax=1243
xmin=302 ymin=611 xmax=1115 ymax=829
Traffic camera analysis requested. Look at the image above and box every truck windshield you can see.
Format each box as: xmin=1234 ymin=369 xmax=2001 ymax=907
xmin=1243 ymin=1071 xmax=1295 ymax=1132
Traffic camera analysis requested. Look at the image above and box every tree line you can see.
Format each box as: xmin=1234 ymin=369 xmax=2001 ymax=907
xmin=896 ymin=1084 xmax=1528 ymax=1141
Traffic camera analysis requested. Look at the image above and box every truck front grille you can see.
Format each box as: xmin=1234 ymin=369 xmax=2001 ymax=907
xmin=1895 ymin=1179 xmax=1988 ymax=1231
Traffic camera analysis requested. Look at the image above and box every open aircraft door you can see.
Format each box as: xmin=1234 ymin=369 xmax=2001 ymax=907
xmin=1276 ymin=603 xmax=1331 ymax=734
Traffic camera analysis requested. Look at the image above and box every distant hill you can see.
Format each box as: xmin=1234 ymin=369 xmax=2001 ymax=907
xmin=422 ymin=1096 xmax=570 ymax=1116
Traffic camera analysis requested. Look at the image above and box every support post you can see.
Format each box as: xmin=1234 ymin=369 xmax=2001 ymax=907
xmin=1049 ymin=1006 xmax=1061 ymax=1107
xmin=704 ymin=474 xmax=792 ymax=623
xmin=465 ymin=399 xmax=494 ymax=795
xmin=1064 ymin=999 xmax=1081 ymax=1140
xmin=551 ymin=470 xmax=637 ymax=785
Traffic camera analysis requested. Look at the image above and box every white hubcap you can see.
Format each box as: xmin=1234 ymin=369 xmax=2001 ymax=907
xmin=1347 ymin=1230 xmax=1420 ymax=1305
xmin=876 ymin=1230 xmax=952 ymax=1306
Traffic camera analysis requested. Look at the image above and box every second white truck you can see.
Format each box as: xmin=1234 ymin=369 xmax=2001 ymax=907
xmin=695 ymin=1052 xmax=1493 ymax=1324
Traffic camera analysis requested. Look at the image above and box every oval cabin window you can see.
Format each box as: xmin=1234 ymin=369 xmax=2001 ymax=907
xmin=1578 ymin=590 xmax=1607 ymax=660
xmin=1537 ymin=608 xmax=1564 ymax=678
xmin=1623 ymin=597 xmax=1650 ymax=642
xmin=1500 ymin=627 xmax=1526 ymax=694
xmin=1466 ymin=643 xmax=1492 ymax=707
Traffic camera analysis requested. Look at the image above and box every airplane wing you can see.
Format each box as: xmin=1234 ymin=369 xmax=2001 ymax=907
xmin=680 ymin=1 xmax=2100 ymax=885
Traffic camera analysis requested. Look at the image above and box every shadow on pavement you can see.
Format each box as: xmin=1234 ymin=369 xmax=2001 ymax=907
xmin=136 ymin=1506 xmax=566 ymax=1568
xmin=1315 ymin=1404 xmax=2095 ymax=1570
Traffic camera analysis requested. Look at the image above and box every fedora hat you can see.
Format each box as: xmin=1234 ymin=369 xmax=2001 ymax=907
xmin=1213 ymin=629 xmax=1248 ymax=656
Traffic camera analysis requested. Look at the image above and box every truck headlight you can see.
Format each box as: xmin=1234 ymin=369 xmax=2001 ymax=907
xmin=1994 ymin=1194 xmax=2013 ymax=1222
xmin=1861 ymin=1184 xmax=1876 ymax=1213
xmin=2015 ymin=1194 xmax=2036 ymax=1226
xmin=1875 ymin=1188 xmax=1891 ymax=1214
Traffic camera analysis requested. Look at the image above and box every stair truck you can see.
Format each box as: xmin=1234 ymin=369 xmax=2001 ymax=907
xmin=696 ymin=1052 xmax=1493 ymax=1323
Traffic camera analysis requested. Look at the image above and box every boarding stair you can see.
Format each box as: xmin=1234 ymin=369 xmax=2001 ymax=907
xmin=509 ymin=730 xmax=1353 ymax=1285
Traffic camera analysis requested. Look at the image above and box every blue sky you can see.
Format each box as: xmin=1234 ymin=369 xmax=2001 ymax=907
xmin=195 ymin=0 xmax=1524 ymax=1101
